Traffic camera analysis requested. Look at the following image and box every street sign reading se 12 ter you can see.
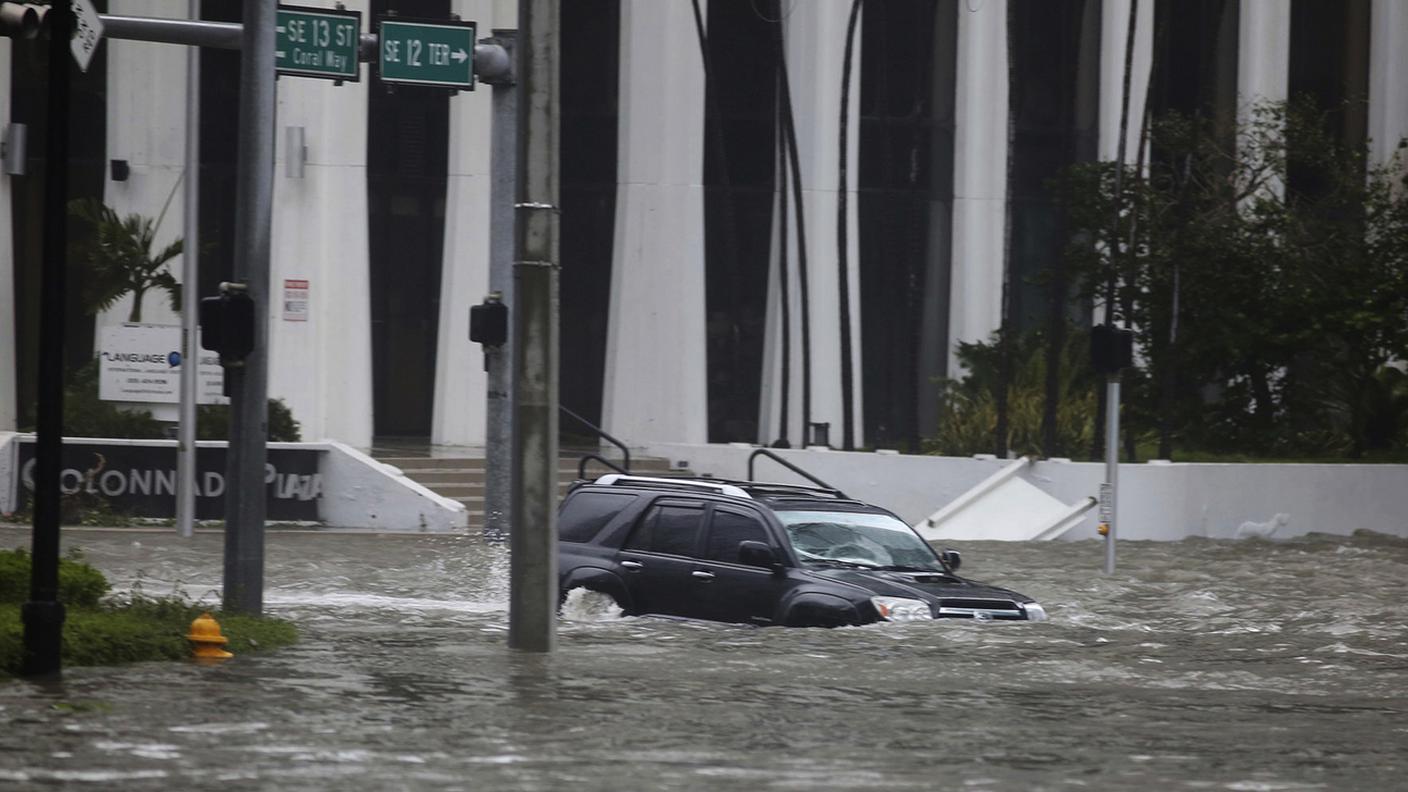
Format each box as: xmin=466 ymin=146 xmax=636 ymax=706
xmin=276 ymin=5 xmax=361 ymax=82
xmin=378 ymin=17 xmax=476 ymax=90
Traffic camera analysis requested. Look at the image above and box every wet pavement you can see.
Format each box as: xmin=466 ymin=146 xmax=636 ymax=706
xmin=2 ymin=526 xmax=1406 ymax=790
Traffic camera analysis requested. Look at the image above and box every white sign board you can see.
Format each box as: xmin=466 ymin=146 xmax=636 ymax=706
xmin=70 ymin=0 xmax=105 ymax=73
xmin=283 ymin=278 xmax=309 ymax=321
xmin=98 ymin=324 xmax=228 ymax=405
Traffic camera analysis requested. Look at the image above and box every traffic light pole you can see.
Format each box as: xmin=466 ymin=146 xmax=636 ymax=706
xmin=509 ymin=0 xmax=559 ymax=653
xmin=21 ymin=0 xmax=72 ymax=678
xmin=223 ymin=0 xmax=276 ymax=615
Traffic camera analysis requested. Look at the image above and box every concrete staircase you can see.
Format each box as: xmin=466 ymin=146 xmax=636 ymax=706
xmin=375 ymin=453 xmax=681 ymax=531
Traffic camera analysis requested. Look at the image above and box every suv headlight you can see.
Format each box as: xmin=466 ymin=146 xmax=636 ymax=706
xmin=1022 ymin=602 xmax=1048 ymax=622
xmin=871 ymin=596 xmax=933 ymax=622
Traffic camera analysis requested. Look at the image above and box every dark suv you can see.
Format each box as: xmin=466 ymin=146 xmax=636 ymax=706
xmin=557 ymin=475 xmax=1048 ymax=627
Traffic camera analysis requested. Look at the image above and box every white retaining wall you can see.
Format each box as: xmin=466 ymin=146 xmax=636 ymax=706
xmin=641 ymin=443 xmax=1408 ymax=542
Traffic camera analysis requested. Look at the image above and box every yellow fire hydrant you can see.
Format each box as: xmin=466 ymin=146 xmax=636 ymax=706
xmin=187 ymin=612 xmax=234 ymax=660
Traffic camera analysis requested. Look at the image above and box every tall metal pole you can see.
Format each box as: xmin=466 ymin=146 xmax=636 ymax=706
xmin=1103 ymin=376 xmax=1120 ymax=575
xmin=1100 ymin=0 xmax=1139 ymax=576
xmin=22 ymin=0 xmax=73 ymax=677
xmin=176 ymin=0 xmax=202 ymax=539
xmin=509 ymin=0 xmax=559 ymax=653
xmin=483 ymin=31 xmax=517 ymax=543
xmin=223 ymin=0 xmax=275 ymax=615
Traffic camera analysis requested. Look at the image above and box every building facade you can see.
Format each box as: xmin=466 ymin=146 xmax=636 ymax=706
xmin=3 ymin=0 xmax=1406 ymax=452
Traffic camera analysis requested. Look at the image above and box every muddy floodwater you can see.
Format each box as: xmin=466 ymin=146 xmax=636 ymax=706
xmin=2 ymin=526 xmax=1406 ymax=791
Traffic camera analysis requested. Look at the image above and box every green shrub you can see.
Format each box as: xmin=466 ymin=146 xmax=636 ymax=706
xmin=1 ymin=588 xmax=297 ymax=677
xmin=926 ymin=327 xmax=1097 ymax=458
xmin=59 ymin=361 xmax=166 ymax=440
xmin=24 ymin=359 xmax=303 ymax=443
xmin=198 ymin=397 xmax=302 ymax=442
xmin=0 ymin=548 xmax=110 ymax=607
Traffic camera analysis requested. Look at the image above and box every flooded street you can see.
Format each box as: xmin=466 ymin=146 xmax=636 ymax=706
xmin=2 ymin=526 xmax=1407 ymax=791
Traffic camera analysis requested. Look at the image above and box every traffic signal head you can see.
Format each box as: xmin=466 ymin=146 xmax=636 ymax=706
xmin=199 ymin=290 xmax=256 ymax=363
xmin=469 ymin=294 xmax=508 ymax=347
xmin=0 ymin=3 xmax=41 ymax=39
xmin=1091 ymin=324 xmax=1135 ymax=374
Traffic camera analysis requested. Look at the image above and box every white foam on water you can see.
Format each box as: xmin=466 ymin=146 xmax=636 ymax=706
xmin=559 ymin=587 xmax=625 ymax=621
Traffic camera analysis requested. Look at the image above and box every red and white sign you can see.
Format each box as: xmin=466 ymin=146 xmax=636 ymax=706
xmin=283 ymin=278 xmax=310 ymax=321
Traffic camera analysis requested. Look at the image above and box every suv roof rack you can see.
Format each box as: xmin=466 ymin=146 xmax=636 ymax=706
xmin=593 ymin=474 xmax=752 ymax=499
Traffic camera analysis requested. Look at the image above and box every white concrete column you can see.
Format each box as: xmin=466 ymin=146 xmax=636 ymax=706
xmin=101 ymin=0 xmax=190 ymax=335
xmin=1369 ymin=0 xmax=1408 ymax=164
xmin=0 ymin=38 xmax=15 ymax=431
xmin=430 ymin=0 xmax=505 ymax=447
xmin=268 ymin=0 xmax=374 ymax=448
xmin=95 ymin=1 xmax=193 ymax=422
xmin=1237 ymin=0 xmax=1290 ymax=115
xmin=756 ymin=0 xmax=864 ymax=449
xmin=1099 ymin=0 xmax=1155 ymax=162
xmin=947 ymin=0 xmax=1008 ymax=376
xmin=602 ymin=0 xmax=708 ymax=445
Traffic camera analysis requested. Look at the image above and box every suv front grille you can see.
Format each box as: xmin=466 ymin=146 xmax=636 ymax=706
xmin=936 ymin=598 xmax=1025 ymax=620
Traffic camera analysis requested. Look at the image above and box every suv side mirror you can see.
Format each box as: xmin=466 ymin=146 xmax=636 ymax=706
xmin=738 ymin=540 xmax=780 ymax=570
xmin=940 ymin=549 xmax=962 ymax=571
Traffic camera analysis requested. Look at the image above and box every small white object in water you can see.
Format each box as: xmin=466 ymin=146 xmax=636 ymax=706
xmin=1234 ymin=513 xmax=1288 ymax=539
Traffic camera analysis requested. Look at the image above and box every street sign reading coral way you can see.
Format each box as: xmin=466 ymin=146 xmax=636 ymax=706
xmin=378 ymin=18 xmax=476 ymax=89
xmin=276 ymin=5 xmax=361 ymax=82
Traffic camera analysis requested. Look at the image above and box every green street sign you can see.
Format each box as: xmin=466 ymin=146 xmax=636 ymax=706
xmin=378 ymin=18 xmax=477 ymax=89
xmin=276 ymin=5 xmax=361 ymax=82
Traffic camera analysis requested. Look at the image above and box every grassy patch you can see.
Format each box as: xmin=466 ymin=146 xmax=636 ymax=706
xmin=1 ymin=549 xmax=296 ymax=677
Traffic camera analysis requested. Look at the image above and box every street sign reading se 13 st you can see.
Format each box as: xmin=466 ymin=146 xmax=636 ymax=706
xmin=276 ymin=5 xmax=361 ymax=82
xmin=378 ymin=17 xmax=476 ymax=89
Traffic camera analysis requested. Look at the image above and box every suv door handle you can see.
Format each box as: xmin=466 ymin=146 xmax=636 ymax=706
xmin=691 ymin=570 xmax=715 ymax=581
xmin=620 ymin=560 xmax=644 ymax=571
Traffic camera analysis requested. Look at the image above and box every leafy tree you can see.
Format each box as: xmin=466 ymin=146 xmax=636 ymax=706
xmin=1053 ymin=99 xmax=1408 ymax=459
xmin=69 ymin=199 xmax=183 ymax=324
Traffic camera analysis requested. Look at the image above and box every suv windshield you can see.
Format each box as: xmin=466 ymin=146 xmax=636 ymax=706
xmin=776 ymin=510 xmax=945 ymax=571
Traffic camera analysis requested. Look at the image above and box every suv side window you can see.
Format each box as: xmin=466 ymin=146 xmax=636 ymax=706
xmin=704 ymin=508 xmax=771 ymax=564
xmin=624 ymin=503 xmax=704 ymax=556
xmin=558 ymin=492 xmax=637 ymax=543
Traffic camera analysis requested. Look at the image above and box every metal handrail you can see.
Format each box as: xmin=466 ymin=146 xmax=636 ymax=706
xmin=559 ymin=405 xmax=631 ymax=472
xmin=747 ymin=448 xmax=844 ymax=496
xmin=577 ymin=453 xmax=628 ymax=479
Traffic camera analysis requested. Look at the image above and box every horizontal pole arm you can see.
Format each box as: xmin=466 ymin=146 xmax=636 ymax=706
xmin=100 ymin=15 xmax=242 ymax=50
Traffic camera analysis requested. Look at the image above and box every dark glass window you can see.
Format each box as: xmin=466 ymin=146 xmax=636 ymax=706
xmin=558 ymin=492 xmax=636 ymax=543
xmin=702 ymin=0 xmax=779 ymax=442
xmin=559 ymin=0 xmax=621 ymax=428
xmin=858 ymin=0 xmax=956 ymax=449
xmin=1007 ymin=0 xmax=1101 ymax=333
xmin=624 ymin=504 xmax=703 ymax=557
xmin=368 ymin=0 xmax=452 ymax=438
xmin=1288 ymin=0 xmax=1370 ymax=196
xmin=704 ymin=510 xmax=770 ymax=564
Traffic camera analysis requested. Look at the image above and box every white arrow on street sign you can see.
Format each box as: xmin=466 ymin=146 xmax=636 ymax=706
xmin=70 ymin=0 xmax=105 ymax=73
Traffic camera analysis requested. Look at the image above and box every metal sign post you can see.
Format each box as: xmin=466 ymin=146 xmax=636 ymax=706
xmin=1102 ymin=376 xmax=1120 ymax=575
xmin=222 ymin=0 xmax=276 ymax=616
xmin=176 ymin=0 xmax=202 ymax=540
xmin=509 ymin=0 xmax=559 ymax=653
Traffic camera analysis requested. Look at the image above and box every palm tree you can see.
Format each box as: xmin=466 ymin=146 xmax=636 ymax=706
xmin=69 ymin=198 xmax=183 ymax=323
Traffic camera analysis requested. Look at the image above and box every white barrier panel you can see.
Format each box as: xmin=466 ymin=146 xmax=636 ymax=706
xmin=642 ymin=442 xmax=1408 ymax=542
